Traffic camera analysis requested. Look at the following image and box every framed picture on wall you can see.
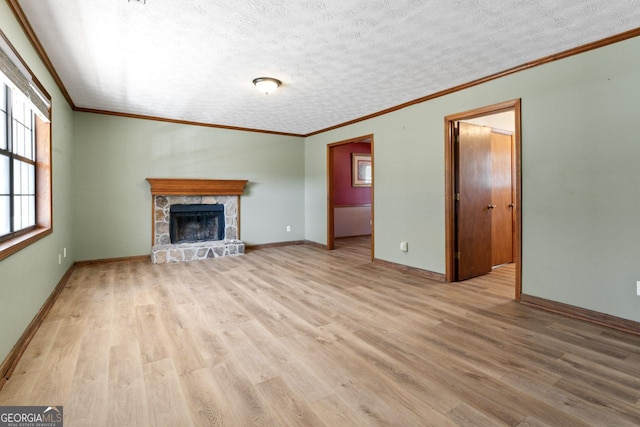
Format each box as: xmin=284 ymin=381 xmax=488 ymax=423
xmin=352 ymin=153 xmax=372 ymax=187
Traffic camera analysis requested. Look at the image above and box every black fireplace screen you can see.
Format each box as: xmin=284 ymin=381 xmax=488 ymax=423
xmin=169 ymin=204 xmax=225 ymax=244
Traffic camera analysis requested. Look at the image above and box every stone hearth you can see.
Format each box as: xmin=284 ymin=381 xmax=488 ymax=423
xmin=146 ymin=178 xmax=248 ymax=264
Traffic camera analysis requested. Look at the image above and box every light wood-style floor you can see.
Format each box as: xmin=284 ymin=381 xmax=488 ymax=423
xmin=2 ymin=236 xmax=640 ymax=426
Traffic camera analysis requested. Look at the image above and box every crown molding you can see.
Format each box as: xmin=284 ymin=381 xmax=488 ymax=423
xmin=304 ymin=26 xmax=640 ymax=137
xmin=75 ymin=107 xmax=306 ymax=137
xmin=6 ymin=0 xmax=640 ymax=138
xmin=5 ymin=0 xmax=75 ymax=108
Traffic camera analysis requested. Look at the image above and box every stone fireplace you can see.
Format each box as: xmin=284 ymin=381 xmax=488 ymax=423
xmin=146 ymin=178 xmax=248 ymax=264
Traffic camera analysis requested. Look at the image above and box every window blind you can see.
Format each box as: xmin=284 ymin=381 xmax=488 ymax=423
xmin=0 ymin=33 xmax=50 ymax=121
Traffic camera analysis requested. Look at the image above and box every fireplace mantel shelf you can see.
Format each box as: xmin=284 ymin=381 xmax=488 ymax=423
xmin=146 ymin=178 xmax=248 ymax=196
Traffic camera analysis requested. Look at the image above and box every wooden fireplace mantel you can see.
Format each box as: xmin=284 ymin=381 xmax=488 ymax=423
xmin=146 ymin=178 xmax=248 ymax=196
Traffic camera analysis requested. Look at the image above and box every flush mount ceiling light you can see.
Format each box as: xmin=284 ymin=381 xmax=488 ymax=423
xmin=252 ymin=77 xmax=281 ymax=95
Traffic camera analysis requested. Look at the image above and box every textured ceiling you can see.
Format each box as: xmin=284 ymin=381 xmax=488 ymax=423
xmin=14 ymin=0 xmax=640 ymax=135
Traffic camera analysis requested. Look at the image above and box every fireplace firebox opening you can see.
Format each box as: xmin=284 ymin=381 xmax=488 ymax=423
xmin=170 ymin=204 xmax=225 ymax=244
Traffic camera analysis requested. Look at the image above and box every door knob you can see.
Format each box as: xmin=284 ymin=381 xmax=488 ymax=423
xmin=488 ymin=204 xmax=496 ymax=209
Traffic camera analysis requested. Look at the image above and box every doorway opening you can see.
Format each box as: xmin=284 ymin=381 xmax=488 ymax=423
xmin=444 ymin=99 xmax=522 ymax=299
xmin=327 ymin=135 xmax=374 ymax=261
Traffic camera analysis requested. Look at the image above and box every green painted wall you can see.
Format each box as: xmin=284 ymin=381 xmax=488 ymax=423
xmin=73 ymin=113 xmax=305 ymax=260
xmin=0 ymin=3 xmax=75 ymax=363
xmin=305 ymin=36 xmax=640 ymax=322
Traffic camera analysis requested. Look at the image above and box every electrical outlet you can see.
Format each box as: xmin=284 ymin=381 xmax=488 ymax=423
xmin=637 ymin=281 xmax=640 ymax=296
xmin=286 ymin=225 xmax=291 ymax=232
xmin=63 ymin=247 xmax=67 ymax=258
xmin=400 ymin=241 xmax=408 ymax=252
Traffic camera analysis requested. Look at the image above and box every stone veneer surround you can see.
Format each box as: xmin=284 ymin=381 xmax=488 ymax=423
xmin=146 ymin=178 xmax=248 ymax=264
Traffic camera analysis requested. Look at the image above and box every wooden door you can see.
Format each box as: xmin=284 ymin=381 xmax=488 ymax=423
xmin=455 ymin=122 xmax=493 ymax=280
xmin=491 ymin=132 xmax=514 ymax=266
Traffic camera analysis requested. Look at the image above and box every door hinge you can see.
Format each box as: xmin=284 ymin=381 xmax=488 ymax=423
xmin=455 ymin=193 xmax=460 ymax=201
xmin=455 ymin=251 xmax=461 ymax=259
